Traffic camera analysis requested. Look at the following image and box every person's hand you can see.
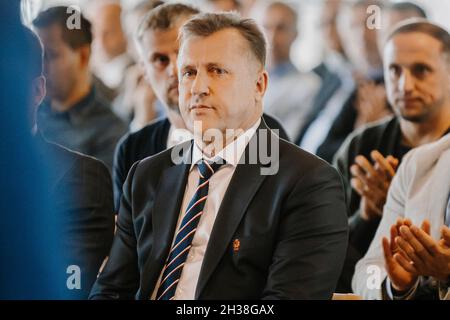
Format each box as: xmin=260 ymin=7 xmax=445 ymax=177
xmin=441 ymin=225 xmax=450 ymax=247
xmin=350 ymin=151 xmax=399 ymax=221
xmin=354 ymin=81 xmax=392 ymax=129
xmin=382 ymin=218 xmax=419 ymax=292
xmin=396 ymin=220 xmax=450 ymax=282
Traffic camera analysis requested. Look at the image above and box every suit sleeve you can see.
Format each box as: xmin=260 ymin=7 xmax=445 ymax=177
xmin=59 ymin=157 xmax=115 ymax=299
xmin=262 ymin=163 xmax=349 ymax=299
xmin=334 ymin=132 xmax=380 ymax=256
xmin=89 ymin=161 xmax=141 ymax=300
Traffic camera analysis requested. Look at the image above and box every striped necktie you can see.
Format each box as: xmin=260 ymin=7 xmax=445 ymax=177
xmin=156 ymin=159 xmax=224 ymax=300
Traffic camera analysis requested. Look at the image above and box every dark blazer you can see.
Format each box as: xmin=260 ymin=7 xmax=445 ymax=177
xmin=295 ymin=63 xmax=342 ymax=146
xmin=316 ymin=75 xmax=385 ymax=163
xmin=113 ymin=114 xmax=289 ymax=210
xmin=39 ymin=138 xmax=115 ymax=299
xmin=90 ymin=119 xmax=348 ymax=300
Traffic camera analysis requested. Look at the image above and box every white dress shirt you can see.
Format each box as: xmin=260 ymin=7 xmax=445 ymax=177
xmin=151 ymin=119 xmax=261 ymax=299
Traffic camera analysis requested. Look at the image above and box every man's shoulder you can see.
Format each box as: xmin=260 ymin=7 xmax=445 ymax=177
xmin=279 ymin=138 xmax=334 ymax=173
xmin=400 ymin=133 xmax=450 ymax=175
xmin=117 ymin=117 xmax=170 ymax=156
xmin=48 ymin=141 xmax=109 ymax=172
xmin=350 ymin=116 xmax=397 ymax=143
xmin=124 ymin=117 xmax=170 ymax=144
xmin=127 ymin=140 xmax=191 ymax=182
xmin=337 ymin=116 xmax=398 ymax=159
xmin=44 ymin=140 xmax=110 ymax=189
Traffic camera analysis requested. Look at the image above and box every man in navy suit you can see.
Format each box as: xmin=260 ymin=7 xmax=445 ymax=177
xmin=91 ymin=11 xmax=348 ymax=300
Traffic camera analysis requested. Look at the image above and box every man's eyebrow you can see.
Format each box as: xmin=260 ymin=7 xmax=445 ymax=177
xmin=411 ymin=62 xmax=433 ymax=68
xmin=180 ymin=63 xmax=196 ymax=71
xmin=149 ymin=51 xmax=167 ymax=59
xmin=206 ymin=62 xmax=225 ymax=68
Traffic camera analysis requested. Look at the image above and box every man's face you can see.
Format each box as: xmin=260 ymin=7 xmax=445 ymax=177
xmin=37 ymin=24 xmax=81 ymax=102
xmin=321 ymin=0 xmax=343 ymax=54
xmin=262 ymin=5 xmax=297 ymax=66
xmin=92 ymin=4 xmax=127 ymax=60
xmin=178 ymin=28 xmax=265 ymax=135
xmin=139 ymin=25 xmax=182 ymax=113
xmin=384 ymin=32 xmax=450 ymax=122
xmin=345 ymin=5 xmax=382 ymax=73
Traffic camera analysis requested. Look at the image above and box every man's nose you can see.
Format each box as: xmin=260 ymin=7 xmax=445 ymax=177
xmin=398 ymin=70 xmax=414 ymax=94
xmin=191 ymin=72 xmax=210 ymax=97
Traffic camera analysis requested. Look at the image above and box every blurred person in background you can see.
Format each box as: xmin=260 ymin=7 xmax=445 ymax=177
xmin=309 ymin=0 xmax=388 ymax=163
xmin=297 ymin=0 xmax=355 ymax=154
xmin=33 ymin=6 xmax=127 ymax=171
xmin=117 ymin=0 xmax=165 ymax=131
xmin=89 ymin=0 xmax=133 ymax=92
xmin=87 ymin=0 xmax=135 ymax=123
xmin=262 ymin=1 xmax=320 ymax=141
xmin=312 ymin=0 xmax=425 ymax=163
xmin=206 ymin=0 xmax=242 ymax=13
xmin=112 ymin=3 xmax=200 ymax=211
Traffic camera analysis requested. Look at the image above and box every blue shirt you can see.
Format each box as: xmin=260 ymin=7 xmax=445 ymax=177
xmin=37 ymin=87 xmax=127 ymax=171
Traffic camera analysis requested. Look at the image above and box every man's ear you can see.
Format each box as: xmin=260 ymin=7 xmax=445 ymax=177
xmin=78 ymin=45 xmax=91 ymax=69
xmin=255 ymin=69 xmax=269 ymax=102
xmin=32 ymin=75 xmax=46 ymax=107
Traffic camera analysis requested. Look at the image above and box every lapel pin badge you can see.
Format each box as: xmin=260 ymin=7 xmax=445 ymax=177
xmin=233 ymin=239 xmax=240 ymax=252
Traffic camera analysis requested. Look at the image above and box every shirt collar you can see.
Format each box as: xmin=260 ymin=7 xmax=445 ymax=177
xmin=167 ymin=125 xmax=193 ymax=149
xmin=190 ymin=118 xmax=261 ymax=171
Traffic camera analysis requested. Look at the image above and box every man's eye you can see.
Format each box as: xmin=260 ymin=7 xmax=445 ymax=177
xmin=152 ymin=55 xmax=169 ymax=66
xmin=183 ymin=70 xmax=195 ymax=77
xmin=412 ymin=65 xmax=430 ymax=78
xmin=212 ymin=68 xmax=226 ymax=75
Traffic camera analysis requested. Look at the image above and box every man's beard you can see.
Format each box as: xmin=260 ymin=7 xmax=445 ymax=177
xmin=166 ymin=98 xmax=180 ymax=114
xmin=166 ymin=89 xmax=180 ymax=114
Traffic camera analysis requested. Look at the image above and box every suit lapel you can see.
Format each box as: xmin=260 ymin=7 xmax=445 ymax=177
xmin=195 ymin=123 xmax=273 ymax=298
xmin=139 ymin=142 xmax=192 ymax=299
